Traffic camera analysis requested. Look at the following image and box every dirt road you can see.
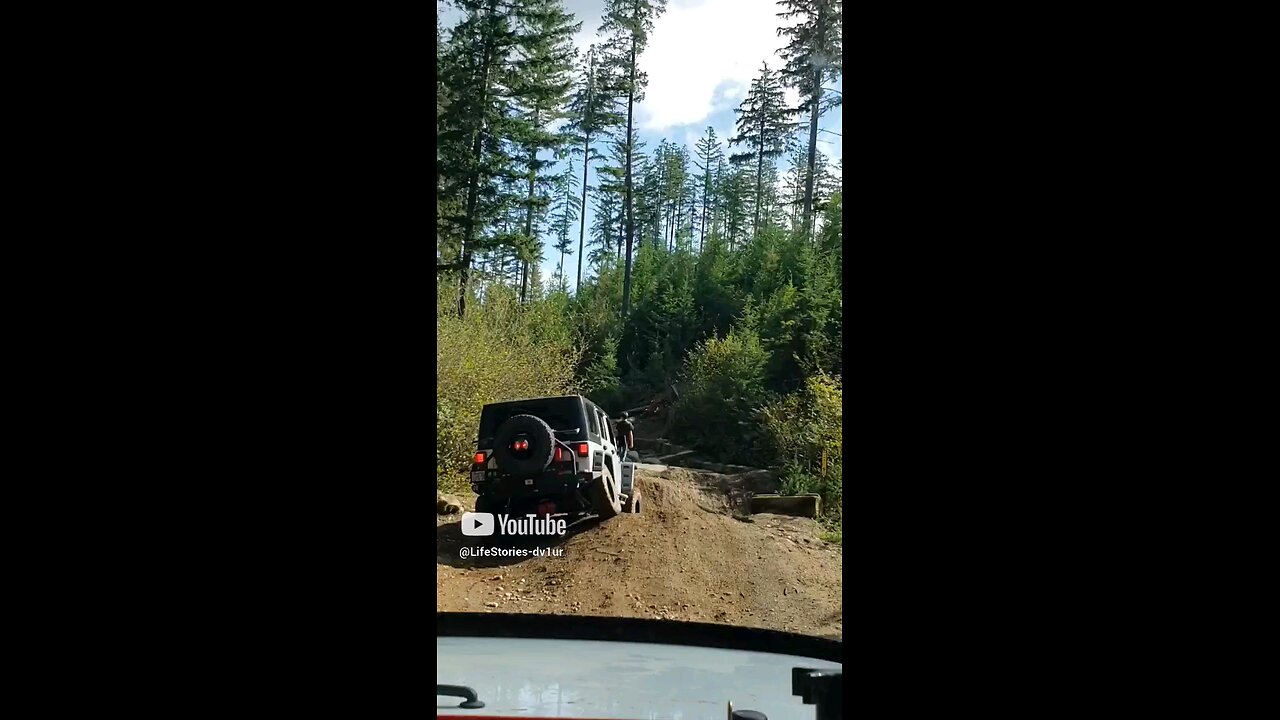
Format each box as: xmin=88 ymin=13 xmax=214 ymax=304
xmin=436 ymin=467 xmax=842 ymax=639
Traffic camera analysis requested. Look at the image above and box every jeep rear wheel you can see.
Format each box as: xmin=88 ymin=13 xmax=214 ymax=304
xmin=474 ymin=495 xmax=500 ymax=514
xmin=587 ymin=467 xmax=622 ymax=519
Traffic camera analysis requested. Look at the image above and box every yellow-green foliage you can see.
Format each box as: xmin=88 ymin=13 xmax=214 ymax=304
xmin=759 ymin=372 xmax=842 ymax=527
xmin=436 ymin=287 xmax=581 ymax=493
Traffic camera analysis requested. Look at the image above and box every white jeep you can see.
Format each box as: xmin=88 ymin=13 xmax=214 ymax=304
xmin=469 ymin=395 xmax=641 ymax=519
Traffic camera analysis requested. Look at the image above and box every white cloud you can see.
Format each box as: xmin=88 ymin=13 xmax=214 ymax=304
xmin=634 ymin=0 xmax=801 ymax=131
xmin=783 ymin=85 xmax=801 ymax=114
xmin=719 ymin=83 xmax=745 ymax=101
xmin=572 ymin=20 xmax=601 ymax=58
xmin=816 ymin=139 xmax=839 ymax=161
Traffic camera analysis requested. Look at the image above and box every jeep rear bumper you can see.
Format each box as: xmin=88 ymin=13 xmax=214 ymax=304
xmin=483 ymin=471 xmax=586 ymax=498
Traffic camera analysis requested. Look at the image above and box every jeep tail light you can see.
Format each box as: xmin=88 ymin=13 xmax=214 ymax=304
xmin=577 ymin=443 xmax=589 ymax=456
xmin=514 ymin=439 xmax=529 ymax=451
xmin=473 ymin=452 xmax=486 ymax=465
xmin=554 ymin=447 xmax=563 ymax=463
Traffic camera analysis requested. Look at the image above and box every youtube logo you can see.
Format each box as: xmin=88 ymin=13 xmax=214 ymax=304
xmin=461 ymin=512 xmax=494 ymax=536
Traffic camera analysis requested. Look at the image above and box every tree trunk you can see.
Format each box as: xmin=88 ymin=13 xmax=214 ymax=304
xmin=672 ymin=202 xmax=678 ymax=251
xmin=689 ymin=191 xmax=697 ymax=249
xmin=621 ymin=40 xmax=637 ymax=320
xmin=700 ymin=171 xmax=709 ymax=252
xmin=457 ymin=2 xmax=498 ymax=319
xmin=712 ymin=165 xmax=721 ymax=245
xmin=754 ymin=121 xmax=764 ymax=241
xmin=577 ymin=132 xmax=590 ymax=291
xmin=803 ymin=70 xmax=821 ymax=242
xmin=521 ymin=108 xmax=540 ymax=304
xmin=670 ymin=198 xmax=680 ymax=249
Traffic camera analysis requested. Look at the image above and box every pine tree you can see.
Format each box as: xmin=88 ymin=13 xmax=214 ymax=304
xmin=635 ymin=147 xmax=661 ymax=248
xmin=598 ymin=129 xmax=644 ymax=257
xmin=684 ymin=172 xmax=699 ymax=249
xmin=589 ymin=184 xmax=621 ymax=269
xmin=711 ymin=156 xmax=728 ymax=242
xmin=487 ymin=172 xmax=537 ymax=293
xmin=809 ymin=149 xmax=838 ymax=237
xmin=510 ymin=0 xmax=580 ymax=302
xmin=549 ymin=163 xmax=580 ymax=293
xmin=783 ymin=140 xmax=807 ymax=225
xmin=661 ymin=142 xmax=688 ymax=251
xmin=437 ymin=19 xmax=458 ymax=274
xmin=693 ymin=127 xmax=723 ymax=252
xmin=776 ymin=0 xmax=842 ymax=240
xmin=758 ymin=159 xmax=785 ymax=230
xmin=564 ymin=44 xmax=625 ymax=292
xmin=729 ymin=62 xmax=794 ymax=241
xmin=598 ymin=0 xmax=669 ymax=320
xmin=438 ymin=0 xmax=545 ymax=318
xmin=720 ymin=162 xmax=753 ymax=251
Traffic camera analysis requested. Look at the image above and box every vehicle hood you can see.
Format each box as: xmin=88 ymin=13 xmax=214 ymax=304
xmin=437 ymin=636 xmax=841 ymax=719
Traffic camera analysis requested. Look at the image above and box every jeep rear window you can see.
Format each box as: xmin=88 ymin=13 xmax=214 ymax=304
xmin=477 ymin=398 xmax=587 ymax=444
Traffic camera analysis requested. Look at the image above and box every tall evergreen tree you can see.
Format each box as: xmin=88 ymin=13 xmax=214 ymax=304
xmin=808 ymin=149 xmax=838 ymax=237
xmin=550 ymin=163 xmax=580 ymax=293
xmin=710 ymin=156 xmax=729 ymax=241
xmin=437 ymin=18 xmax=457 ymax=276
xmin=693 ymin=127 xmax=723 ymax=252
xmin=598 ymin=129 xmax=645 ymax=258
xmin=437 ymin=0 xmax=547 ymax=317
xmin=635 ymin=148 xmax=661 ymax=248
xmin=661 ymin=142 xmax=689 ymax=250
xmin=564 ymin=44 xmax=624 ymax=292
xmin=589 ymin=184 xmax=621 ymax=269
xmin=729 ymin=62 xmax=793 ymax=241
xmin=782 ymin=140 xmax=808 ymax=224
xmin=510 ymin=0 xmax=580 ymax=302
xmin=721 ymin=163 xmax=753 ymax=251
xmin=776 ymin=0 xmax=842 ymax=240
xmin=684 ymin=172 xmax=700 ymax=249
xmin=598 ymin=0 xmax=668 ymax=320
xmin=762 ymin=159 xmax=786 ymax=229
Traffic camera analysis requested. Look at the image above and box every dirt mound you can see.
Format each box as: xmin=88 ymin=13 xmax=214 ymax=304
xmin=640 ymin=469 xmax=733 ymax=515
xmin=436 ymin=468 xmax=842 ymax=639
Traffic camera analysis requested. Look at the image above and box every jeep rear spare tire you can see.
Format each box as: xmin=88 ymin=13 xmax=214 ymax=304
xmin=493 ymin=414 xmax=557 ymax=475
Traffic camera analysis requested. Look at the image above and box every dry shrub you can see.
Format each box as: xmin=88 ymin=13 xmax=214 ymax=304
xmin=436 ymin=287 xmax=581 ymax=493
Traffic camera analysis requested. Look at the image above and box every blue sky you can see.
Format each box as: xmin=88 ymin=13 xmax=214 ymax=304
xmin=438 ymin=0 xmax=843 ymax=291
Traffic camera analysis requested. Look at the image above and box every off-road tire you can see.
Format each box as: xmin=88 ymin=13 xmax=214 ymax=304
xmin=624 ymin=489 xmax=642 ymax=514
xmin=474 ymin=494 xmax=499 ymax=515
xmin=587 ymin=467 xmax=622 ymax=519
xmin=493 ymin=414 xmax=556 ymax=475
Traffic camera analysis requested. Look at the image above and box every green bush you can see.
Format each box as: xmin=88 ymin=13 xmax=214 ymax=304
xmin=760 ymin=373 xmax=842 ymax=528
xmin=436 ymin=286 xmax=582 ymax=494
xmin=671 ymin=327 xmax=771 ymax=462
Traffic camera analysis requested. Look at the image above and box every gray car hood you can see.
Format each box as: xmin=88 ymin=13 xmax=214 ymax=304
xmin=437 ymin=636 xmax=842 ymax=719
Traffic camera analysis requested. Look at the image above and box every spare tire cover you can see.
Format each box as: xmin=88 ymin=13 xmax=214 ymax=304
xmin=493 ymin=414 xmax=557 ymax=475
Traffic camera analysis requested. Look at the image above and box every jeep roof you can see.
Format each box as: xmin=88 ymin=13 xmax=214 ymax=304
xmin=477 ymin=395 xmax=609 ymax=445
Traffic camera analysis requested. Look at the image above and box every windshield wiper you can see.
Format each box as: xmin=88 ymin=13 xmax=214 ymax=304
xmin=437 ymin=684 xmax=485 ymax=709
